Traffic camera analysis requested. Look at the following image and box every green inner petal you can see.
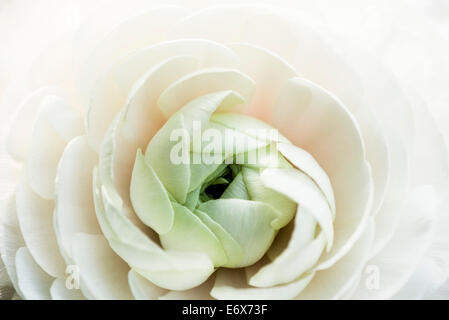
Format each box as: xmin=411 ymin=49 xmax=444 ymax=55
xmin=159 ymin=202 xmax=227 ymax=266
xmin=242 ymin=166 xmax=297 ymax=229
xmin=194 ymin=209 xmax=245 ymax=268
xmin=188 ymin=160 xmax=221 ymax=193
xmin=198 ymin=199 xmax=278 ymax=267
xmin=127 ymin=88 xmax=330 ymax=273
xmin=130 ymin=149 xmax=174 ymax=234
xmin=146 ymin=90 xmax=246 ymax=203
xmin=210 ymin=113 xmax=291 ymax=144
xmin=184 ymin=187 xmax=201 ymax=212
xmin=221 ymin=171 xmax=249 ymax=200
xmin=145 ymin=114 xmax=191 ymax=203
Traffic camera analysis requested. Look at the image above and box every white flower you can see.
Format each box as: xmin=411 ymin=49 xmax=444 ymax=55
xmin=0 ymin=2 xmax=448 ymax=300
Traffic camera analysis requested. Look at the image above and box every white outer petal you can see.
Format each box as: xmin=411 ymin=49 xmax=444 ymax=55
xmin=28 ymin=33 xmax=79 ymax=108
xmin=228 ymin=43 xmax=297 ymax=122
xmin=54 ymin=135 xmax=101 ymax=261
xmin=368 ymin=131 xmax=408 ymax=258
xmin=168 ymin=5 xmax=268 ymax=43
xmin=87 ymin=39 xmax=240 ymax=152
xmin=350 ymin=185 xmax=437 ymax=299
xmin=16 ymin=174 xmax=65 ymax=278
xmin=5 ymin=87 xmax=66 ymax=162
xmin=260 ymin=168 xmax=334 ymax=251
xmin=128 ymin=270 xmax=167 ymax=300
xmin=50 ymin=278 xmax=86 ymax=300
xmin=122 ymin=55 xmax=199 ymax=147
xmin=296 ymin=219 xmax=374 ymax=299
xmin=15 ymin=247 xmax=53 ymax=300
xmin=158 ymin=277 xmax=215 ymax=300
xmin=74 ymin=0 xmax=169 ymax=68
xmin=71 ymin=233 xmax=133 ymax=300
xmin=211 ymin=268 xmax=314 ymax=300
xmin=26 ymin=95 xmax=83 ymax=199
xmin=276 ymin=142 xmax=335 ymax=214
xmin=157 ymin=67 xmax=255 ymax=119
xmin=0 ymin=194 xmax=25 ymax=296
xmin=271 ymin=77 xmax=374 ymax=270
xmin=79 ymin=5 xmax=190 ymax=102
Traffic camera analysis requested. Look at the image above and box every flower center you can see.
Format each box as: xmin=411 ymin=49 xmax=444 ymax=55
xmin=130 ymin=91 xmax=298 ymax=269
xmin=200 ymin=165 xmax=240 ymax=202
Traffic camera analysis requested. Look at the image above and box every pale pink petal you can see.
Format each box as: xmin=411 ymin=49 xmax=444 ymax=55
xmin=285 ymin=23 xmax=365 ymax=115
xmin=337 ymin=44 xmax=416 ymax=152
xmin=261 ymin=20 xmax=391 ymax=220
xmin=87 ymin=39 xmax=239 ymax=152
xmin=271 ymin=77 xmax=374 ymax=270
xmin=228 ymin=43 xmax=297 ymax=122
xmin=122 ymin=55 xmax=199 ymax=148
xmin=157 ymin=68 xmax=255 ymax=119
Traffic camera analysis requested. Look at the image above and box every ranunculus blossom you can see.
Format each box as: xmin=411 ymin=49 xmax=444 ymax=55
xmin=0 ymin=1 xmax=448 ymax=300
